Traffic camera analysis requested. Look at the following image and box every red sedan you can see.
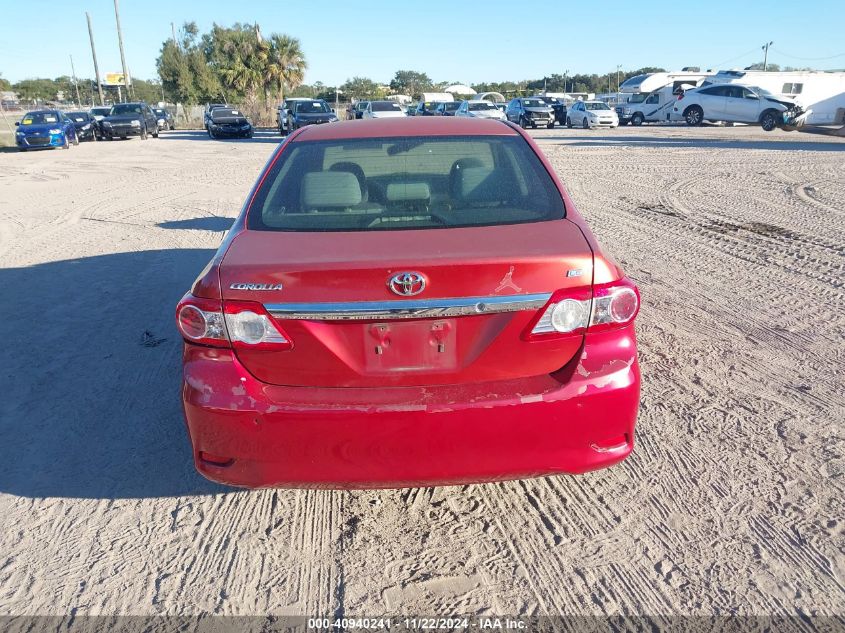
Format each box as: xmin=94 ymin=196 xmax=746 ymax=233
xmin=176 ymin=117 xmax=640 ymax=488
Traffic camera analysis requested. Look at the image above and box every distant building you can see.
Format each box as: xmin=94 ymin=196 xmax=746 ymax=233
xmin=444 ymin=84 xmax=477 ymax=96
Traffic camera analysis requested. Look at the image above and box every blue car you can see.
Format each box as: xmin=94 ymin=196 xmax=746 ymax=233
xmin=15 ymin=110 xmax=78 ymax=151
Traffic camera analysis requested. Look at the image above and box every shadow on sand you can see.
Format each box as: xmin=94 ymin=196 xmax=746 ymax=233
xmin=158 ymin=129 xmax=283 ymax=144
xmin=0 ymin=248 xmax=232 ymax=499
xmin=532 ymin=133 xmax=845 ymax=152
xmin=157 ymin=216 xmax=235 ymax=232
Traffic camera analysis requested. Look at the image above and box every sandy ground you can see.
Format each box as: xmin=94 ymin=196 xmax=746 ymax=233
xmin=0 ymin=125 xmax=843 ymax=619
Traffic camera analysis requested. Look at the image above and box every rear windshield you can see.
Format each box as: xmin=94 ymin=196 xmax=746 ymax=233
xmin=211 ymin=108 xmax=243 ymax=119
xmin=295 ymin=101 xmax=330 ymax=114
xmin=248 ymin=135 xmax=565 ymax=232
xmin=469 ymin=102 xmax=495 ymax=111
xmin=441 ymin=103 xmax=459 ymax=111
xmin=371 ymin=102 xmax=402 ymax=112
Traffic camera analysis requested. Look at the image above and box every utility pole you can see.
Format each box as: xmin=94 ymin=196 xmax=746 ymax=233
xmin=564 ymin=69 xmax=569 ymax=94
xmin=86 ymin=12 xmax=105 ymax=106
xmin=616 ymin=64 xmax=622 ymax=94
xmin=70 ymin=55 xmax=82 ymax=106
xmin=762 ymin=41 xmax=773 ymax=71
xmin=171 ymin=22 xmax=178 ymax=47
xmin=113 ymin=0 xmax=131 ymax=100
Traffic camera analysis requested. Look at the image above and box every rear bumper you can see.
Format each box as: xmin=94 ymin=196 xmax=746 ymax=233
xmin=182 ymin=327 xmax=640 ymax=489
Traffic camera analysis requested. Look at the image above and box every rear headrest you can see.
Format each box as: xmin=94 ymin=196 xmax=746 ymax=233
xmin=453 ymin=166 xmax=514 ymax=204
xmin=329 ymin=162 xmax=368 ymax=202
xmin=301 ymin=171 xmax=362 ymax=208
xmin=386 ymin=181 xmax=431 ymax=203
xmin=449 ymin=158 xmax=485 ymax=198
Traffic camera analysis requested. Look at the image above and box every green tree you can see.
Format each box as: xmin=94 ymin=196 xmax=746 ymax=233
xmin=745 ymin=62 xmax=781 ymax=71
xmin=389 ymin=70 xmax=432 ymax=97
xmin=13 ymin=78 xmax=59 ymax=102
xmin=157 ymin=22 xmax=222 ymax=104
xmin=341 ymin=76 xmax=380 ymax=99
xmin=266 ymin=33 xmax=307 ymax=103
xmin=0 ymin=74 xmax=11 ymax=91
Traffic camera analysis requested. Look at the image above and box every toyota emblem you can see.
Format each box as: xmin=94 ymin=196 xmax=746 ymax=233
xmin=388 ymin=272 xmax=426 ymax=297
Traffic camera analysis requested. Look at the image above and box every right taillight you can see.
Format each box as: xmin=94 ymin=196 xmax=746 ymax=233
xmin=523 ymin=278 xmax=640 ymax=340
xmin=176 ymin=295 xmax=292 ymax=351
xmin=587 ymin=278 xmax=640 ymax=333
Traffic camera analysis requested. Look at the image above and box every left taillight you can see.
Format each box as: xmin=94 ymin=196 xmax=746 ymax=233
xmin=523 ymin=278 xmax=640 ymax=341
xmin=176 ymin=295 xmax=292 ymax=351
xmin=176 ymin=295 xmax=228 ymax=347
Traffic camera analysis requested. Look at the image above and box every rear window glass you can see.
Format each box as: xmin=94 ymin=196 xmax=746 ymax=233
xmin=248 ymin=135 xmax=565 ymax=232
xmin=371 ymin=102 xmax=402 ymax=112
xmin=294 ymin=101 xmax=330 ymax=113
xmin=211 ymin=109 xmax=242 ymax=119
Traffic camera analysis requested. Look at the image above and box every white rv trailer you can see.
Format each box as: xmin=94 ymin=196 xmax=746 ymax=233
xmin=699 ymin=70 xmax=845 ymax=125
xmin=616 ymin=70 xmax=714 ymax=125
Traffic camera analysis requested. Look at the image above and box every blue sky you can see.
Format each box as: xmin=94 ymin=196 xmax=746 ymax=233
xmin=2 ymin=1 xmax=843 ymax=84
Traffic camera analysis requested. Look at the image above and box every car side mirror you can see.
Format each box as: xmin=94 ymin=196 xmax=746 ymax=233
xmin=15 ymin=121 xmax=19 ymax=126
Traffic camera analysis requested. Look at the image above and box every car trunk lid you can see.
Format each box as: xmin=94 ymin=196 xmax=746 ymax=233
xmin=219 ymin=221 xmax=593 ymax=387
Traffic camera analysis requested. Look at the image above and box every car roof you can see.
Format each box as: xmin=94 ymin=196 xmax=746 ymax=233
xmin=293 ymin=117 xmax=516 ymax=142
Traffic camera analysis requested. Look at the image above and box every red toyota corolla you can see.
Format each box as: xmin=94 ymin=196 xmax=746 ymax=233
xmin=176 ymin=117 xmax=640 ymax=489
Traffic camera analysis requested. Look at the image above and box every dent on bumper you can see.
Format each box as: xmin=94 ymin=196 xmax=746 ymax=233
xmin=182 ymin=327 xmax=640 ymax=489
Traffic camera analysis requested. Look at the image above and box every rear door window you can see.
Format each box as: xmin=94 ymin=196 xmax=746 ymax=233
xmin=249 ymin=135 xmax=565 ymax=232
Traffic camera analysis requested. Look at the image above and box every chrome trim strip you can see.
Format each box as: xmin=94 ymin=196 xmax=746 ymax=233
xmin=265 ymin=293 xmax=551 ymax=321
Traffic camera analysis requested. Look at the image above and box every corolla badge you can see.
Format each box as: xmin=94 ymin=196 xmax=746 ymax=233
xmin=229 ymin=283 xmax=283 ymax=291
xmin=388 ymin=272 xmax=426 ymax=297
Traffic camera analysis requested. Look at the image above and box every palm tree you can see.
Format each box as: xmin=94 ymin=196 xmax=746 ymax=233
xmin=267 ymin=34 xmax=307 ymax=104
xmin=216 ymin=25 xmax=265 ymax=102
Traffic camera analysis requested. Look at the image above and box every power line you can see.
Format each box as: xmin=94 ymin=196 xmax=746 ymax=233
xmin=711 ymin=47 xmax=760 ymax=68
xmin=771 ymin=48 xmax=845 ymax=61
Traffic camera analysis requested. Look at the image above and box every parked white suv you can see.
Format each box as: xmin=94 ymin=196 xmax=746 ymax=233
xmin=672 ymin=84 xmax=793 ymax=131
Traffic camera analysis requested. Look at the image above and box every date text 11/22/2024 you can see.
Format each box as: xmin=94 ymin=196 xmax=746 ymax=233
xmin=307 ymin=617 xmax=527 ymax=630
